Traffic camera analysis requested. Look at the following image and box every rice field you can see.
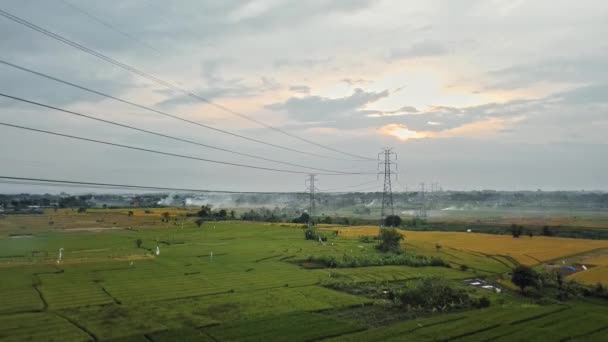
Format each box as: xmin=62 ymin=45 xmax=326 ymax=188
xmin=332 ymin=226 xmax=608 ymax=266
xmin=1 ymin=210 xmax=607 ymax=340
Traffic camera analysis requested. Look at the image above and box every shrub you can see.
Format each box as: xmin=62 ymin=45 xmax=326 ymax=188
xmin=460 ymin=264 xmax=469 ymax=272
xmin=397 ymin=276 xmax=484 ymax=312
xmin=306 ymin=253 xmax=448 ymax=269
xmin=475 ymin=296 xmax=491 ymax=308
xmin=359 ymin=236 xmax=375 ymax=243
xmin=377 ymin=228 xmax=403 ymax=253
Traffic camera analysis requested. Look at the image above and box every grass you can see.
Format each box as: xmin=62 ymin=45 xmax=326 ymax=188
xmin=0 ymin=209 xmax=607 ymax=340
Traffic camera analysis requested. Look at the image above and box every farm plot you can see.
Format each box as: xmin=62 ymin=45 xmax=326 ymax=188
xmin=0 ymin=312 xmax=91 ymax=342
xmin=334 ymin=226 xmax=608 ymax=266
xmin=0 ymin=267 xmax=46 ymax=314
xmin=318 ymin=265 xmax=467 ymax=283
xmin=328 ymin=304 xmax=566 ymax=341
xmin=204 ymin=312 xmax=364 ymax=342
xmin=330 ymin=301 xmax=608 ymax=342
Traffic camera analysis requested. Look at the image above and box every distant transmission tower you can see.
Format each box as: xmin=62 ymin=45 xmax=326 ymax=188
xmin=378 ymin=148 xmax=398 ymax=225
xmin=305 ymin=174 xmax=317 ymax=227
xmin=418 ymin=182 xmax=427 ymax=218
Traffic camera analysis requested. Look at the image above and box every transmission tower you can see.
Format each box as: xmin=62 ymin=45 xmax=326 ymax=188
xmin=378 ymin=148 xmax=398 ymax=225
xmin=305 ymin=174 xmax=317 ymax=227
xmin=418 ymin=182 xmax=428 ymax=218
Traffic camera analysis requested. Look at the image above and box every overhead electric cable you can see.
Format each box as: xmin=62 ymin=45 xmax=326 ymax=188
xmin=58 ymin=0 xmax=161 ymax=54
xmin=0 ymin=8 xmax=375 ymax=161
xmin=0 ymin=59 xmax=354 ymax=162
xmin=0 ymin=176 xmax=301 ymax=194
xmin=0 ymin=122 xmax=375 ymax=176
xmin=0 ymin=92 xmax=369 ymax=175
xmin=318 ymin=179 xmax=380 ymax=192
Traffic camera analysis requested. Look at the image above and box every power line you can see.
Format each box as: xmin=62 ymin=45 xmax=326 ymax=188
xmin=318 ymin=179 xmax=379 ymax=192
xmin=0 ymin=8 xmax=375 ymax=161
xmin=0 ymin=176 xmax=301 ymax=194
xmin=0 ymin=92 xmax=368 ymax=175
xmin=58 ymin=0 xmax=161 ymax=55
xmin=0 ymin=59 xmax=351 ymax=162
xmin=0 ymin=121 xmax=375 ymax=176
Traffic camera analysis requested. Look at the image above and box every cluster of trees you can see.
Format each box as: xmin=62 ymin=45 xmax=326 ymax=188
xmin=395 ymin=276 xmax=490 ymax=311
xmin=239 ymin=207 xmax=290 ymax=222
xmin=188 ymin=205 xmax=236 ymax=227
xmin=510 ymin=265 xmax=608 ymax=300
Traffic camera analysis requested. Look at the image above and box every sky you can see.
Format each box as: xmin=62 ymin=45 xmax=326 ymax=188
xmin=0 ymin=0 xmax=607 ymax=193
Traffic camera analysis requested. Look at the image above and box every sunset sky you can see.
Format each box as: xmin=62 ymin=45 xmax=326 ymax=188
xmin=0 ymin=0 xmax=607 ymax=192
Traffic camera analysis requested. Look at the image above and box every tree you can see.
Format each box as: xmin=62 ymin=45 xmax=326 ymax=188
xmin=376 ymin=228 xmax=403 ymax=253
xmin=542 ymin=226 xmax=553 ymax=236
xmin=197 ymin=205 xmax=212 ymax=218
xmin=161 ymin=212 xmax=170 ymax=223
xmin=293 ymin=212 xmax=310 ymax=224
xmin=511 ymin=265 xmax=538 ymax=293
xmin=384 ymin=215 xmax=402 ymax=227
xmin=128 ymin=211 xmax=134 ymax=217
xmin=229 ymin=210 xmax=236 ymax=219
xmin=195 ymin=218 xmax=204 ymax=228
xmin=218 ymin=209 xmax=227 ymax=219
xmin=77 ymin=207 xmax=87 ymax=213
xmin=511 ymin=224 xmax=523 ymax=238
xmin=135 ymin=238 xmax=143 ymax=248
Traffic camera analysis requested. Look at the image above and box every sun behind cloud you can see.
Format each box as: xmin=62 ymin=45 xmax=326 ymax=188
xmin=379 ymin=124 xmax=429 ymax=141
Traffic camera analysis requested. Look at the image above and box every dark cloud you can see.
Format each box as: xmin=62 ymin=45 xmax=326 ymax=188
xmin=266 ymin=88 xmax=389 ymax=122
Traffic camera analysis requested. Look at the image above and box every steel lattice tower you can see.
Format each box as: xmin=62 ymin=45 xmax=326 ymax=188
xmin=378 ymin=148 xmax=398 ymax=225
xmin=418 ymin=182 xmax=427 ymax=218
xmin=305 ymin=174 xmax=317 ymax=227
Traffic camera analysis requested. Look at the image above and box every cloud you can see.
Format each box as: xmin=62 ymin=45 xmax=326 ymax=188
xmin=379 ymin=124 xmax=429 ymax=141
xmin=389 ymin=40 xmax=449 ymax=60
xmin=364 ymin=105 xmax=419 ymax=117
xmin=380 ymin=117 xmax=516 ymax=142
xmin=342 ymin=78 xmax=371 ymax=86
xmin=289 ymin=85 xmax=311 ymax=94
xmin=273 ymin=57 xmax=333 ymax=69
xmin=266 ymin=88 xmax=390 ymax=122
xmin=485 ymin=56 xmax=608 ymax=90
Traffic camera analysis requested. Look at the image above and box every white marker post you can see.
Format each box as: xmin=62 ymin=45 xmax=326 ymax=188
xmin=56 ymin=247 xmax=64 ymax=264
xmin=210 ymin=251 xmax=213 ymax=261
xmin=156 ymin=246 xmax=160 ymax=256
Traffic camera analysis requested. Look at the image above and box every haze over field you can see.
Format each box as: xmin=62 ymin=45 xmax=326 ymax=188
xmin=0 ymin=0 xmax=607 ymax=192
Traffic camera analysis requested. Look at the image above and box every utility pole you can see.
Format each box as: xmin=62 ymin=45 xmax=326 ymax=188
xmin=305 ymin=174 xmax=317 ymax=227
xmin=378 ymin=148 xmax=398 ymax=226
